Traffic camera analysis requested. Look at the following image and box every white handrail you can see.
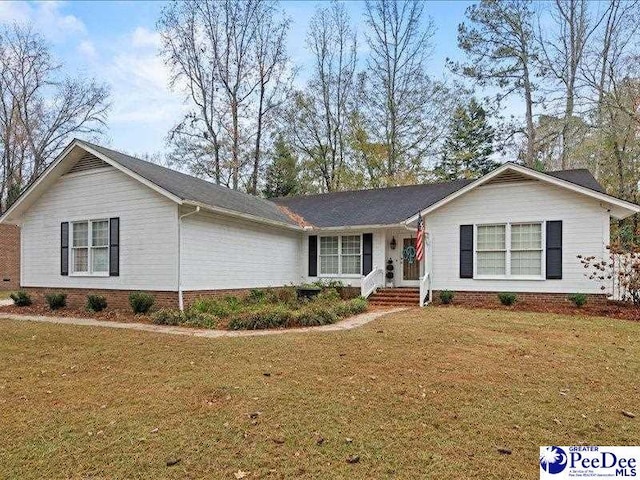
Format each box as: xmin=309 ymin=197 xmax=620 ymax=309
xmin=361 ymin=265 xmax=384 ymax=298
xmin=419 ymin=272 xmax=432 ymax=307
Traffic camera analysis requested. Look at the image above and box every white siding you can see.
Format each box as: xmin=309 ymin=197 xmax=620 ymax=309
xmin=20 ymin=168 xmax=179 ymax=290
xmin=301 ymin=229 xmax=386 ymax=287
xmin=181 ymin=209 xmax=302 ymax=290
xmin=425 ymin=181 xmax=610 ymax=293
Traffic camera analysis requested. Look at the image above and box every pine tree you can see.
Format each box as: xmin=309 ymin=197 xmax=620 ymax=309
xmin=262 ymin=136 xmax=299 ymax=199
xmin=435 ymin=98 xmax=498 ymax=181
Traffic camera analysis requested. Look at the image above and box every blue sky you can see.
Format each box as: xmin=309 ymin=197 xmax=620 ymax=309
xmin=0 ymin=0 xmax=475 ymax=158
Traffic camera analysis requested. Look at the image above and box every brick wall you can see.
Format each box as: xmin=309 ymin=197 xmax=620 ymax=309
xmin=0 ymin=224 xmax=19 ymax=291
xmin=21 ymin=285 xmax=360 ymax=312
xmin=23 ymin=287 xmax=179 ymax=310
xmin=432 ymin=290 xmax=608 ymax=306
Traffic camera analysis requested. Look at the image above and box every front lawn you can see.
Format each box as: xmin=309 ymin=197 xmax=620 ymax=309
xmin=1 ymin=307 xmax=638 ymax=478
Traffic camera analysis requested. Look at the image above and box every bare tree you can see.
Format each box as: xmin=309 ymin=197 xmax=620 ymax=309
xmin=0 ymin=25 xmax=109 ymax=212
xmin=536 ymin=0 xmax=608 ymax=168
xmin=364 ymin=0 xmax=447 ymax=181
xmin=159 ymin=0 xmax=291 ymax=192
xmin=285 ymin=2 xmax=357 ymax=192
xmin=454 ymin=0 xmax=539 ymax=167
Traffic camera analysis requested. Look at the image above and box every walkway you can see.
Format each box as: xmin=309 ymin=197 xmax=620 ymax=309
xmin=0 ymin=308 xmax=405 ymax=338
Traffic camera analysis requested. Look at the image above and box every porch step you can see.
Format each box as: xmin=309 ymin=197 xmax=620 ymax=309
xmin=368 ymin=288 xmax=420 ymax=306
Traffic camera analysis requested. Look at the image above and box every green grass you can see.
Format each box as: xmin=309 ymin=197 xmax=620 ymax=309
xmin=0 ymin=307 xmax=639 ymax=479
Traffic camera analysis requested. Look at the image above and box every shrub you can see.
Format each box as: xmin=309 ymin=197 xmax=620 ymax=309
xmin=246 ymin=289 xmax=266 ymax=304
xmin=45 ymin=293 xmax=67 ymax=310
xmin=498 ymin=292 xmax=517 ymax=306
xmin=348 ymin=297 xmax=368 ymax=314
xmin=192 ymin=298 xmax=232 ymax=317
xmin=152 ymin=309 xmax=218 ymax=328
xmin=129 ymin=292 xmax=155 ymax=314
xmin=312 ymin=279 xmax=344 ymax=289
xmin=315 ymin=287 xmax=341 ymax=302
xmin=439 ymin=290 xmax=455 ymax=305
xmin=277 ymin=286 xmax=298 ymax=305
xmin=228 ymin=304 xmax=293 ymax=330
xmin=568 ymin=293 xmax=587 ymax=307
xmin=152 ymin=308 xmax=184 ymax=326
xmin=10 ymin=291 xmax=31 ymax=307
xmin=86 ymin=295 xmax=107 ymax=312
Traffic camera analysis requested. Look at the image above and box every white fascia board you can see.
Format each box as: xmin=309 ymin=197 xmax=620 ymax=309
xmin=183 ymin=201 xmax=303 ymax=231
xmin=403 ymin=163 xmax=640 ymax=223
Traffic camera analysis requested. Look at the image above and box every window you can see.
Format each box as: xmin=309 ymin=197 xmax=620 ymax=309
xmin=341 ymin=235 xmax=361 ymax=275
xmin=476 ymin=224 xmax=506 ymax=275
xmin=475 ymin=222 xmax=543 ymax=278
xmin=510 ymin=223 xmax=542 ymax=276
xmin=71 ymin=219 xmax=110 ymax=275
xmin=319 ymin=235 xmax=362 ymax=275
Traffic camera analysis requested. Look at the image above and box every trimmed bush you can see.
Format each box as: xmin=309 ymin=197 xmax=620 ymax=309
xmin=152 ymin=308 xmax=184 ymax=326
xmin=10 ymin=291 xmax=32 ymax=307
xmin=568 ymin=293 xmax=587 ymax=307
xmin=129 ymin=292 xmax=155 ymax=314
xmin=86 ymin=295 xmax=107 ymax=312
xmin=439 ymin=290 xmax=455 ymax=305
xmin=228 ymin=305 xmax=293 ymax=330
xmin=45 ymin=293 xmax=67 ymax=310
xmin=498 ymin=292 xmax=517 ymax=306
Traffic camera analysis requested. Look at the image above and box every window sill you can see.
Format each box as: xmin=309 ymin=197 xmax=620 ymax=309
xmin=69 ymin=272 xmax=110 ymax=278
xmin=317 ymin=274 xmax=362 ymax=279
xmin=474 ymin=275 xmax=546 ymax=281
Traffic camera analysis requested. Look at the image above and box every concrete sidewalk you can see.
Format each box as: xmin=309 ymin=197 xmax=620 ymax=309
xmin=0 ymin=308 xmax=405 ymax=338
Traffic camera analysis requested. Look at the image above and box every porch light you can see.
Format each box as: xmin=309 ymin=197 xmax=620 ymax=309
xmin=390 ymin=236 xmax=397 ymax=250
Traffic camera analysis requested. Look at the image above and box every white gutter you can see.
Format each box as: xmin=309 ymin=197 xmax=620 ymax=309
xmin=183 ymin=201 xmax=303 ymax=231
xmin=304 ymin=223 xmax=405 ymax=232
xmin=178 ymin=206 xmax=200 ymax=311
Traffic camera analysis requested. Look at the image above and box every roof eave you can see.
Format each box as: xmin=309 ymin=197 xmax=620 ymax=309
xmin=183 ymin=201 xmax=303 ymax=231
xmin=402 ymin=163 xmax=640 ymax=223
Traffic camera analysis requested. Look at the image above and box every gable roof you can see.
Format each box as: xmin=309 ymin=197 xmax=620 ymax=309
xmin=76 ymin=141 xmax=297 ymax=226
xmin=0 ymin=139 xmax=298 ymax=228
xmin=273 ymin=168 xmax=608 ymax=228
xmin=2 ymin=139 xmax=637 ymax=229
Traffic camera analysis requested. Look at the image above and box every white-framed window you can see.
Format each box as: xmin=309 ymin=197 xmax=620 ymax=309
xmin=319 ymin=234 xmax=362 ymax=276
xmin=71 ymin=219 xmax=109 ymax=275
xmin=475 ymin=222 xmax=544 ymax=278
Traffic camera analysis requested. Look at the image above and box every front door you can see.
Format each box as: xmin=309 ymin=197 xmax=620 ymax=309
xmin=402 ymin=237 xmax=420 ymax=282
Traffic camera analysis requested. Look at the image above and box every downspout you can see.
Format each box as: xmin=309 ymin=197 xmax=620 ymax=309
xmin=178 ymin=206 xmax=200 ymax=311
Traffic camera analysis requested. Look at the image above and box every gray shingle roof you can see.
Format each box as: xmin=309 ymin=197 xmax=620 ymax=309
xmin=274 ymin=168 xmax=605 ymax=228
xmin=77 ymin=141 xmax=605 ymax=229
xmin=78 ymin=140 xmax=297 ymax=226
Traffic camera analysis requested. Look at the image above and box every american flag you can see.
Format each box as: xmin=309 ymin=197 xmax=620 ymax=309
xmin=416 ymin=215 xmax=425 ymax=262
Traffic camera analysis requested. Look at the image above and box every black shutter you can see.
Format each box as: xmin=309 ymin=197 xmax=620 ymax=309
xmin=362 ymin=233 xmax=373 ymax=275
xmin=109 ymin=217 xmax=120 ymax=277
xmin=460 ymin=224 xmax=474 ymax=278
xmin=308 ymin=235 xmax=318 ymax=277
xmin=546 ymin=220 xmax=562 ymax=279
xmin=61 ymin=222 xmax=69 ymax=276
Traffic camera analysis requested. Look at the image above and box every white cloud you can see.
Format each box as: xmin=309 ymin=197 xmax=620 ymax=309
xmin=77 ymin=40 xmax=96 ymax=59
xmin=131 ymin=26 xmax=161 ymax=49
xmin=0 ymin=1 xmax=86 ymax=41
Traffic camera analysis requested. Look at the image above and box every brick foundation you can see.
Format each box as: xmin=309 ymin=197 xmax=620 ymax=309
xmin=22 ymin=287 xmax=180 ymax=310
xmin=18 ymin=284 xmax=361 ymax=312
xmin=432 ymin=290 xmax=608 ymax=306
xmin=0 ymin=224 xmax=19 ymax=291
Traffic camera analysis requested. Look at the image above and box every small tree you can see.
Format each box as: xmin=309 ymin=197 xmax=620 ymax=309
xmin=263 ymin=135 xmax=299 ymax=198
xmin=435 ymin=98 xmax=498 ymax=180
xmin=578 ymin=243 xmax=640 ymax=304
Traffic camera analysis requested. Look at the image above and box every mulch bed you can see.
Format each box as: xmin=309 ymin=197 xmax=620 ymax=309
xmin=0 ymin=304 xmax=152 ymax=324
xmin=438 ymin=299 xmax=640 ymax=322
